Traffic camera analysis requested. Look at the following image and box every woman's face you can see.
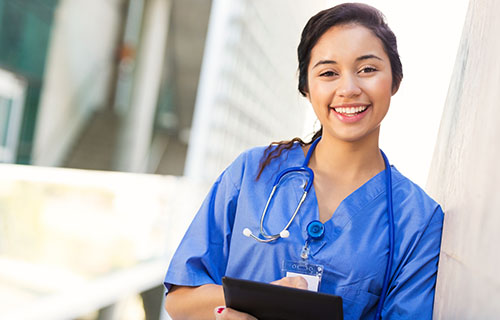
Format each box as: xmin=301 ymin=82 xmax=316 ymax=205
xmin=306 ymin=24 xmax=396 ymax=144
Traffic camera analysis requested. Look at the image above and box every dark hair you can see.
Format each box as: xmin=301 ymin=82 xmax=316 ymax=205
xmin=298 ymin=3 xmax=402 ymax=96
xmin=256 ymin=3 xmax=403 ymax=180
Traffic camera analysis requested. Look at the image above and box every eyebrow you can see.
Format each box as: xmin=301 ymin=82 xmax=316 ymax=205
xmin=312 ymin=54 xmax=383 ymax=69
xmin=356 ymin=54 xmax=383 ymax=62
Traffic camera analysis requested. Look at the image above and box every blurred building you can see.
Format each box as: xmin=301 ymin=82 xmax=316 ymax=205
xmin=6 ymin=0 xmax=498 ymax=320
xmin=30 ymin=0 xmax=214 ymax=176
xmin=0 ymin=0 xmax=326 ymax=183
xmin=0 ymin=68 xmax=26 ymax=163
xmin=184 ymin=0 xmax=324 ymax=183
xmin=0 ymin=0 xmax=58 ymax=164
xmin=0 ymin=163 xmax=209 ymax=320
xmin=0 ymin=1 xmax=328 ymax=319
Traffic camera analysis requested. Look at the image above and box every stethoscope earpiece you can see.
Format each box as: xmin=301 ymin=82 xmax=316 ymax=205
xmin=243 ymin=228 xmax=252 ymax=237
xmin=279 ymin=230 xmax=290 ymax=238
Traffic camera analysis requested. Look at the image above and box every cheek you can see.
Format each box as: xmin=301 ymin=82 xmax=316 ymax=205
xmin=368 ymin=77 xmax=393 ymax=101
xmin=308 ymin=80 xmax=334 ymax=101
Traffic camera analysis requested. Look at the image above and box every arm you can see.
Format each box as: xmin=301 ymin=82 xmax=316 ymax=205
xmin=165 ymin=284 xmax=224 ymax=320
xmin=165 ymin=284 xmax=256 ymax=320
xmin=165 ymin=277 xmax=308 ymax=319
xmin=382 ymin=206 xmax=444 ymax=319
xmin=164 ymin=164 xmax=239 ymax=296
xmin=164 ymin=284 xmax=257 ymax=320
xmin=163 ymin=154 xmax=245 ymax=319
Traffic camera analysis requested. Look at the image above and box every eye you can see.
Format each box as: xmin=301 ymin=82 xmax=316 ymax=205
xmin=359 ymin=66 xmax=377 ymax=74
xmin=319 ymin=70 xmax=338 ymax=77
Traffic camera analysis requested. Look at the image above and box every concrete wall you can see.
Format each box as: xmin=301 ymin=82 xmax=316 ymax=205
xmin=32 ymin=0 xmax=125 ymax=167
xmin=427 ymin=0 xmax=500 ymax=318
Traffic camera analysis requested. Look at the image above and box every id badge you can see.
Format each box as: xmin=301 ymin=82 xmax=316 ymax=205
xmin=282 ymin=260 xmax=323 ymax=292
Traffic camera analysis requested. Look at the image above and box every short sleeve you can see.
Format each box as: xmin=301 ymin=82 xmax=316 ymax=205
xmin=163 ymin=154 xmax=245 ymax=293
xmin=382 ymin=205 xmax=444 ymax=319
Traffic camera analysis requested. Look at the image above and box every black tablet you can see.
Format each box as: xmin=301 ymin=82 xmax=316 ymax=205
xmin=222 ymin=276 xmax=343 ymax=320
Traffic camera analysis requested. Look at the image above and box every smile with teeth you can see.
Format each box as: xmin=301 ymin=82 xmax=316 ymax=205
xmin=332 ymin=105 xmax=368 ymax=116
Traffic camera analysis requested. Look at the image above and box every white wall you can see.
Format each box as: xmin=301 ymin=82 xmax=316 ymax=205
xmin=32 ymin=0 xmax=124 ymax=166
xmin=427 ymin=0 xmax=500 ymax=318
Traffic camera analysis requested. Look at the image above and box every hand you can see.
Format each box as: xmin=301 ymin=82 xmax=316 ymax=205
xmin=271 ymin=276 xmax=308 ymax=290
xmin=214 ymin=306 xmax=258 ymax=320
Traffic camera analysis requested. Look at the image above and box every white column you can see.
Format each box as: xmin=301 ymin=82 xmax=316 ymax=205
xmin=114 ymin=0 xmax=171 ymax=173
xmin=183 ymin=0 xmax=233 ymax=181
xmin=33 ymin=0 xmax=125 ymax=167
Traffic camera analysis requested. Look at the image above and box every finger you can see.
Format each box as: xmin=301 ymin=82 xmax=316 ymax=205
xmin=271 ymin=277 xmax=293 ymax=287
xmin=215 ymin=307 xmax=258 ymax=320
xmin=271 ymin=276 xmax=308 ymax=290
xmin=270 ymin=276 xmax=293 ymax=286
xmin=214 ymin=306 xmax=225 ymax=319
xmin=224 ymin=308 xmax=258 ymax=320
xmin=291 ymin=276 xmax=308 ymax=289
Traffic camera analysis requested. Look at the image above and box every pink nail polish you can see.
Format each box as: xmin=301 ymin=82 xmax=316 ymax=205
xmin=217 ymin=307 xmax=225 ymax=314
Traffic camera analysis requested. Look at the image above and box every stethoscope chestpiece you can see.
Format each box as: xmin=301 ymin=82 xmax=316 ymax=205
xmin=306 ymin=220 xmax=325 ymax=241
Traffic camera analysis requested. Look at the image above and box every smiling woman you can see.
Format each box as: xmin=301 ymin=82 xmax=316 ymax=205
xmin=163 ymin=3 xmax=443 ymax=320
xmin=306 ymin=24 xmax=394 ymax=145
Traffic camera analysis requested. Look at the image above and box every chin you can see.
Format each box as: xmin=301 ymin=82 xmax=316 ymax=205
xmin=327 ymin=128 xmax=379 ymax=145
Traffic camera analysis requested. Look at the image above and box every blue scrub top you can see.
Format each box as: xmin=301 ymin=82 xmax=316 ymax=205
xmin=164 ymin=144 xmax=444 ymax=320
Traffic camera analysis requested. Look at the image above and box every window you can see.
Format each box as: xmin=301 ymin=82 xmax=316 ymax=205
xmin=0 ymin=68 xmax=26 ymax=163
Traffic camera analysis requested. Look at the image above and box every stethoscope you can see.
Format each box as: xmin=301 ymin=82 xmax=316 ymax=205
xmin=243 ymin=137 xmax=395 ymax=320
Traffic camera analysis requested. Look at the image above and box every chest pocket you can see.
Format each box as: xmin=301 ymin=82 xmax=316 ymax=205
xmin=339 ymin=286 xmax=380 ymax=319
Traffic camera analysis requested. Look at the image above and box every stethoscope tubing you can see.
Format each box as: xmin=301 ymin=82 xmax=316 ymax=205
xmin=374 ymin=150 xmax=395 ymax=320
xmin=259 ymin=187 xmax=309 ymax=240
xmin=243 ymin=137 xmax=395 ymax=320
xmin=245 ymin=139 xmax=320 ymax=243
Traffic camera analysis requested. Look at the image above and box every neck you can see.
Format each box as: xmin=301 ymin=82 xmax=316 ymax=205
xmin=309 ymin=130 xmax=385 ymax=180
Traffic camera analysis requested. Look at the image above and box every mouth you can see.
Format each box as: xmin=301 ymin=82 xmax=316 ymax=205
xmin=330 ymin=105 xmax=370 ymax=117
xmin=329 ymin=104 xmax=371 ymax=123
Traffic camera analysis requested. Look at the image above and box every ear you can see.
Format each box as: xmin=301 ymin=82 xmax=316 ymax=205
xmin=391 ymin=83 xmax=400 ymax=96
xmin=303 ymin=89 xmax=311 ymax=102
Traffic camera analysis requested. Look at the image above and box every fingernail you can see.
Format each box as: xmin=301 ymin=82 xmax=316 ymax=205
xmin=217 ymin=307 xmax=225 ymax=314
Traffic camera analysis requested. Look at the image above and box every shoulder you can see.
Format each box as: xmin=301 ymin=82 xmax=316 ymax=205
xmin=220 ymin=143 xmax=298 ymax=190
xmin=239 ymin=143 xmax=301 ymax=163
xmin=224 ymin=143 xmax=302 ymax=185
xmin=390 ymin=167 xmax=444 ymax=228
xmin=388 ymin=167 xmax=444 ymax=290
xmin=226 ymin=145 xmax=269 ymax=174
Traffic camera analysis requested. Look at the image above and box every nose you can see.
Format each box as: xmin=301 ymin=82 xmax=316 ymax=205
xmin=336 ymin=74 xmax=362 ymax=98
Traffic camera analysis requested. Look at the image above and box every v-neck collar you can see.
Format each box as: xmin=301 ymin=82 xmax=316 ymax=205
xmin=289 ymin=142 xmax=397 ymax=254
